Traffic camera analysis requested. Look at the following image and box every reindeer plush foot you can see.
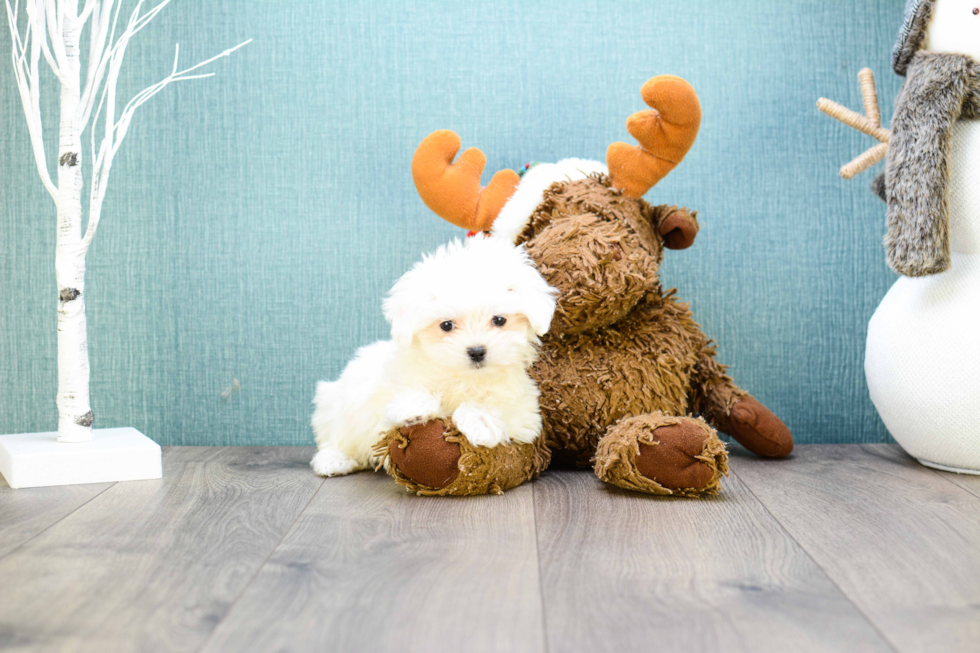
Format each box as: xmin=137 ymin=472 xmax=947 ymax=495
xmin=375 ymin=419 xmax=548 ymax=496
xmin=594 ymin=413 xmax=728 ymax=497
xmin=715 ymin=396 xmax=794 ymax=458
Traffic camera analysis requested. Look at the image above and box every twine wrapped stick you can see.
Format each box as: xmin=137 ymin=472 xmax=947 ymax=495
xmin=818 ymin=68 xmax=892 ymax=179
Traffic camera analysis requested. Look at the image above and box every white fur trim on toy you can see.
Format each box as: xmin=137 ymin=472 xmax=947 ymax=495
xmin=492 ymin=158 xmax=607 ymax=245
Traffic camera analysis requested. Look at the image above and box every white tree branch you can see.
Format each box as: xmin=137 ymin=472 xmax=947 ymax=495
xmin=5 ymin=0 xmax=58 ymax=199
xmin=81 ymin=0 xmax=113 ymax=113
xmin=78 ymin=0 xmax=166 ymax=127
xmin=82 ymin=30 xmax=251 ymax=248
xmin=7 ymin=0 xmax=249 ymax=441
xmin=9 ymin=0 xmax=250 ymax=254
xmin=41 ymin=0 xmax=67 ymax=70
xmin=78 ymin=0 xmax=95 ymax=23
xmin=22 ymin=0 xmax=61 ymax=76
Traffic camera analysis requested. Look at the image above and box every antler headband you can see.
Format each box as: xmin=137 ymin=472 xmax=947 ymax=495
xmin=607 ymin=75 xmax=702 ymax=198
xmin=411 ymin=130 xmax=520 ymax=233
xmin=413 ymin=76 xmax=702 ymax=231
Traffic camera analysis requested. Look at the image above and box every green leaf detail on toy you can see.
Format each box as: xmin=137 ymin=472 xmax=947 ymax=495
xmin=517 ymin=162 xmax=542 ymax=178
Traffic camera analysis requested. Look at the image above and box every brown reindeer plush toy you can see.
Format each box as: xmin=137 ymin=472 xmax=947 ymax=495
xmin=378 ymin=76 xmax=793 ymax=497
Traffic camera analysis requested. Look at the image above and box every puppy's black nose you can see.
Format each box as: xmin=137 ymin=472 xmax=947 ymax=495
xmin=467 ymin=346 xmax=486 ymax=363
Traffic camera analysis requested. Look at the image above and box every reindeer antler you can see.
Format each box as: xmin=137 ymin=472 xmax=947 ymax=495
xmin=607 ymin=76 xmax=702 ymax=198
xmin=818 ymin=68 xmax=891 ymax=179
xmin=412 ymin=130 xmax=521 ymax=232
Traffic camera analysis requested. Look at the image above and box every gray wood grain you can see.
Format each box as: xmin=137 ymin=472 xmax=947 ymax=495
xmin=0 ymin=446 xmax=322 ymax=653
xmin=532 ymin=469 xmax=892 ymax=653
xmin=200 ymin=471 xmax=546 ymax=653
xmin=939 ymin=472 xmax=980 ymax=500
xmin=735 ymin=444 xmax=980 ymax=653
xmin=869 ymin=443 xmax=980 ymax=500
xmin=5 ymin=445 xmax=978 ymax=653
xmin=0 ymin=477 xmax=114 ymax=559
xmin=927 ymin=467 xmax=980 ymax=500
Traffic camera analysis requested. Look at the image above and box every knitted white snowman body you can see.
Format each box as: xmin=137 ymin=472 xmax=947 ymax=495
xmin=866 ymin=1 xmax=980 ymax=473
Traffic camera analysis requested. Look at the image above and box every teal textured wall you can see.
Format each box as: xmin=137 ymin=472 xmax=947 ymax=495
xmin=1 ymin=1 xmax=904 ymax=445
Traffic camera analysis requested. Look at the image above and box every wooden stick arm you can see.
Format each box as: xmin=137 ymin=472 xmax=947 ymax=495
xmin=817 ymin=98 xmax=891 ymax=143
xmin=859 ymin=68 xmax=881 ymax=127
xmin=841 ymin=142 xmax=888 ymax=179
xmin=818 ymin=68 xmax=892 ymax=179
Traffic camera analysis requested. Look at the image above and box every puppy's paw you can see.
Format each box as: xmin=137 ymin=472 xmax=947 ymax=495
xmin=311 ymin=447 xmax=362 ymax=477
xmin=508 ymin=422 xmax=542 ymax=445
xmin=385 ymin=390 xmax=443 ymax=427
xmin=453 ymin=403 xmax=511 ymax=448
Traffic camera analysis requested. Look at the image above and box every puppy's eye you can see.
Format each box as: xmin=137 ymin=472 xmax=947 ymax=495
xmin=440 ymin=321 xmax=454 ymax=332
xmin=491 ymin=316 xmax=507 ymax=327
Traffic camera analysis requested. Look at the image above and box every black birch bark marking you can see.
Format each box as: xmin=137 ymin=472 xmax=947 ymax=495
xmin=59 ymin=288 xmax=81 ymax=302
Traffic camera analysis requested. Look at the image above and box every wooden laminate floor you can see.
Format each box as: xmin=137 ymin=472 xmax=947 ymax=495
xmin=1 ymin=444 xmax=978 ymax=653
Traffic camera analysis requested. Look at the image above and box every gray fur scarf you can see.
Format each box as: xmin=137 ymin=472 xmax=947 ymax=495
xmin=883 ymin=52 xmax=980 ymax=277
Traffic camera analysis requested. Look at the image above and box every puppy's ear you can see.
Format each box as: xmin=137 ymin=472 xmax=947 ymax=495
xmin=383 ymin=285 xmax=424 ymax=348
xmin=388 ymin=320 xmax=416 ymax=348
xmin=511 ymin=249 xmax=558 ymax=337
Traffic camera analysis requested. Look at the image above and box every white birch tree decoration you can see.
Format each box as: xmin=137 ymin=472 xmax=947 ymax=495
xmin=1 ymin=0 xmax=247 ymax=486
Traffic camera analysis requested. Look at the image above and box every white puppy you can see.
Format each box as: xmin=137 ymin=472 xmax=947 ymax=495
xmin=310 ymin=235 xmax=557 ymax=477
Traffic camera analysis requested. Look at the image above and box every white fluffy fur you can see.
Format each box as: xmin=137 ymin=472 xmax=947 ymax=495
xmin=311 ymin=235 xmax=557 ymax=477
xmin=492 ymin=158 xmax=607 ymax=244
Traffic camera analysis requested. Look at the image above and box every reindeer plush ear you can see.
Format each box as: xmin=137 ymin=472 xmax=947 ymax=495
xmin=654 ymin=206 xmax=700 ymax=250
xmin=607 ymin=76 xmax=701 ymax=198
xmin=412 ymin=131 xmax=520 ymax=232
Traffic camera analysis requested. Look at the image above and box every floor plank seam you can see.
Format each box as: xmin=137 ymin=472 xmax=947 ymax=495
xmin=531 ymin=482 xmax=551 ymax=653
xmin=193 ymin=476 xmax=326 ymax=653
xmin=924 ymin=468 xmax=980 ymax=500
xmin=730 ymin=467 xmax=903 ymax=653
xmin=0 ymin=481 xmax=118 ymax=563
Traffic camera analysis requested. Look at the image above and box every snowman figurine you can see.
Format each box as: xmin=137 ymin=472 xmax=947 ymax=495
xmin=866 ymin=0 xmax=980 ymax=473
xmin=821 ymin=0 xmax=980 ymax=473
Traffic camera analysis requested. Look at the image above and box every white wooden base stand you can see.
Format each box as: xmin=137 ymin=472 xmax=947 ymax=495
xmin=0 ymin=427 xmax=162 ymax=489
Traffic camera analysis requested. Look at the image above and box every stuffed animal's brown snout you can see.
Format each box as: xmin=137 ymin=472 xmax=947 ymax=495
xmin=524 ymin=213 xmax=654 ymax=336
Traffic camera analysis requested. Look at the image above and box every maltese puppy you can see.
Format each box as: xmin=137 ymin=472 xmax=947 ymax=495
xmin=310 ymin=235 xmax=557 ymax=477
